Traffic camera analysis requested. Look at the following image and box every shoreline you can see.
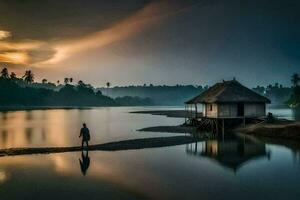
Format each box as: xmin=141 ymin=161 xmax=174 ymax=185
xmin=237 ymin=120 xmax=300 ymax=141
xmin=130 ymin=110 xmax=199 ymax=118
xmin=130 ymin=110 xmax=186 ymax=118
xmin=138 ymin=125 xmax=197 ymax=134
xmin=0 ymin=136 xmax=202 ymax=157
xmin=133 ymin=109 xmax=300 ymax=141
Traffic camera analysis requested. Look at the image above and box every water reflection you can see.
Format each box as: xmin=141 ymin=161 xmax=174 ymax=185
xmin=0 ymin=107 xmax=184 ymax=148
xmin=79 ymin=149 xmax=90 ymax=176
xmin=186 ymin=134 xmax=271 ymax=172
xmin=0 ymin=107 xmax=300 ymax=200
xmin=0 ymin=110 xmax=83 ymax=148
xmin=292 ymin=108 xmax=300 ymax=121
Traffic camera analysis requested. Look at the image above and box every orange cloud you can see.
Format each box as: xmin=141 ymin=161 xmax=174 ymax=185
xmin=0 ymin=30 xmax=11 ymax=40
xmin=38 ymin=0 xmax=192 ymax=65
xmin=0 ymin=31 xmax=44 ymax=65
xmin=0 ymin=40 xmax=44 ymax=51
xmin=0 ymin=40 xmax=42 ymax=65
xmin=0 ymin=52 xmax=30 ymax=65
xmin=0 ymin=1 xmax=197 ymax=66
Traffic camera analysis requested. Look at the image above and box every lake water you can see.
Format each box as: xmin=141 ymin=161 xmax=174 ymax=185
xmin=0 ymin=107 xmax=299 ymax=200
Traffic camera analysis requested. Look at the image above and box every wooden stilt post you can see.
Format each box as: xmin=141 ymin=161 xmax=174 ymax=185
xmin=222 ymin=119 xmax=225 ymax=133
xmin=188 ymin=105 xmax=190 ymax=122
xmin=184 ymin=104 xmax=187 ymax=124
xmin=190 ymin=105 xmax=192 ymax=121
xmin=222 ymin=119 xmax=225 ymax=141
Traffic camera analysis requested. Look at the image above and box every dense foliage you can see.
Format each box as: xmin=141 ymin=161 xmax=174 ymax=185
xmin=97 ymin=85 xmax=208 ymax=106
xmin=253 ymin=83 xmax=292 ymax=105
xmin=0 ymin=68 xmax=154 ymax=107
xmin=0 ymin=78 xmax=116 ymax=106
xmin=99 ymin=83 xmax=294 ymax=106
xmin=287 ymin=73 xmax=300 ymax=108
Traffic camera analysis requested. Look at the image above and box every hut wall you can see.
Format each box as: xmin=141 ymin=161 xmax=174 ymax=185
xmin=218 ymin=103 xmax=238 ymax=118
xmin=244 ymin=103 xmax=266 ymax=117
xmin=205 ymin=103 xmax=218 ymax=118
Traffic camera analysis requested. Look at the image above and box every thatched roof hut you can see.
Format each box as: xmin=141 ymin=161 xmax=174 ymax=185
xmin=185 ymin=80 xmax=271 ymax=119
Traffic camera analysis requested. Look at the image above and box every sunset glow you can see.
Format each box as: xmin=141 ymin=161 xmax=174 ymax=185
xmin=0 ymin=0 xmax=299 ymax=86
xmin=0 ymin=40 xmax=43 ymax=51
xmin=0 ymin=52 xmax=29 ymax=65
xmin=0 ymin=30 xmax=11 ymax=40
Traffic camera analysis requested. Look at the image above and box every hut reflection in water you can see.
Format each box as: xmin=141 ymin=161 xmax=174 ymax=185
xmin=186 ymin=135 xmax=271 ymax=172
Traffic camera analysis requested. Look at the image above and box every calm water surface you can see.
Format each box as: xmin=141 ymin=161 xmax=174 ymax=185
xmin=0 ymin=106 xmax=299 ymax=200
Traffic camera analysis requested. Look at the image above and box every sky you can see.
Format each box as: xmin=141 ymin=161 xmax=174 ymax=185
xmin=0 ymin=0 xmax=300 ymax=87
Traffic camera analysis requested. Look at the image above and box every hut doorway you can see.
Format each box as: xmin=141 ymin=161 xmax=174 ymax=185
xmin=237 ymin=103 xmax=244 ymax=117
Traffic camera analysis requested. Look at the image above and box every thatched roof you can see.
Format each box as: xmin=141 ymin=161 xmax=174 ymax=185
xmin=186 ymin=80 xmax=271 ymax=104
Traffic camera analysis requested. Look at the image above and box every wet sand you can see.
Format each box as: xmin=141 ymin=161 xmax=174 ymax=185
xmin=134 ymin=110 xmax=300 ymax=141
xmin=138 ymin=126 xmax=197 ymax=134
xmin=238 ymin=120 xmax=300 ymax=140
xmin=256 ymin=136 xmax=300 ymax=151
xmin=131 ymin=110 xmax=200 ymax=118
xmin=0 ymin=136 xmax=202 ymax=157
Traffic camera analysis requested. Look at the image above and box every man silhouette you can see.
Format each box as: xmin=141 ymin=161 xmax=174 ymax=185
xmin=79 ymin=123 xmax=90 ymax=148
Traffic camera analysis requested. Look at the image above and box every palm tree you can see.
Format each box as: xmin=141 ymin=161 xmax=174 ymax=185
xmin=10 ymin=72 xmax=17 ymax=80
xmin=291 ymin=73 xmax=300 ymax=87
xmin=22 ymin=70 xmax=34 ymax=84
xmin=0 ymin=68 xmax=9 ymax=79
xmin=78 ymin=80 xmax=84 ymax=85
xmin=42 ymin=79 xmax=48 ymax=84
xmin=106 ymin=82 xmax=111 ymax=96
xmin=64 ymin=78 xmax=69 ymax=85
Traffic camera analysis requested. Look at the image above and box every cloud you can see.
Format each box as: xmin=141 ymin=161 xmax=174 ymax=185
xmin=0 ymin=52 xmax=29 ymax=65
xmin=0 ymin=40 xmax=44 ymax=51
xmin=0 ymin=0 xmax=201 ymax=66
xmin=37 ymin=0 xmax=200 ymax=66
xmin=0 ymin=30 xmax=11 ymax=40
xmin=0 ymin=39 xmax=45 ymax=65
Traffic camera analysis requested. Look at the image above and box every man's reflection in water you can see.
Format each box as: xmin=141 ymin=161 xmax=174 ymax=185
xmin=79 ymin=149 xmax=90 ymax=176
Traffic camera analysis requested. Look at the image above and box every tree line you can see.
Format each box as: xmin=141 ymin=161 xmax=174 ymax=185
xmin=287 ymin=73 xmax=300 ymax=108
xmin=0 ymin=68 xmax=153 ymax=107
xmin=253 ymin=73 xmax=300 ymax=107
xmin=97 ymin=84 xmax=207 ymax=106
xmin=1 ymin=67 xmax=299 ymax=107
